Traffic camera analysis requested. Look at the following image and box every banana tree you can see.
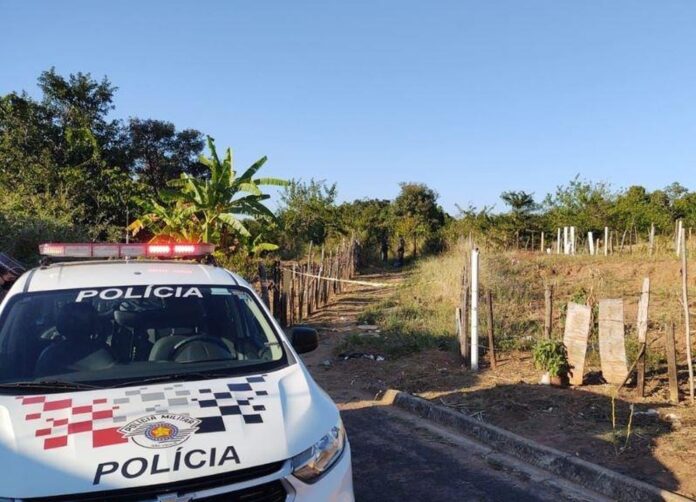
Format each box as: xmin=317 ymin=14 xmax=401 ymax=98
xmin=164 ymin=136 xmax=288 ymax=244
xmin=128 ymin=199 xmax=202 ymax=242
xmin=132 ymin=136 xmax=287 ymax=246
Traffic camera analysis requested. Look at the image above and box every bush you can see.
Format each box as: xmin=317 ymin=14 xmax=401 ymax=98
xmin=0 ymin=190 xmax=88 ymax=265
xmin=532 ymin=339 xmax=570 ymax=376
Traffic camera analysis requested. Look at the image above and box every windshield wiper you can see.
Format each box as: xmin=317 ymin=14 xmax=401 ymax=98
xmin=111 ymin=371 xmax=233 ymax=388
xmin=0 ymin=380 xmax=102 ymax=391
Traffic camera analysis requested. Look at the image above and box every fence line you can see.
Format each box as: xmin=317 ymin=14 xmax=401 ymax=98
xmin=255 ymin=240 xmax=358 ymax=328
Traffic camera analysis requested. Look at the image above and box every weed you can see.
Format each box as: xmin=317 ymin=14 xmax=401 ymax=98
xmin=610 ymin=391 xmax=635 ymax=456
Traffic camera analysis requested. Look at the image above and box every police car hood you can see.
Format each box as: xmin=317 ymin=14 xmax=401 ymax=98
xmin=0 ymin=363 xmax=338 ymax=499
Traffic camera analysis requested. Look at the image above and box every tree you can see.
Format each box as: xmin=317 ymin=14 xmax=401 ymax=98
xmin=0 ymin=69 xmax=148 ymax=240
xmin=500 ymin=191 xmax=538 ymax=248
xmin=612 ymin=185 xmax=672 ymax=233
xmin=130 ymin=136 xmax=287 ymax=247
xmin=543 ymin=176 xmax=614 ymax=234
xmin=0 ymin=68 xmax=215 ymax=249
xmin=501 ymin=191 xmax=536 ymax=214
xmin=277 ymin=179 xmax=341 ymax=253
xmin=339 ymin=198 xmax=393 ymax=262
xmin=126 ymin=118 xmax=206 ymax=193
xmin=392 ymin=183 xmax=445 ymax=256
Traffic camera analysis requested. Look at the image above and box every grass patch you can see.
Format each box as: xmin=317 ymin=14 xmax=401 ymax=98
xmin=338 ymin=252 xmax=464 ymax=358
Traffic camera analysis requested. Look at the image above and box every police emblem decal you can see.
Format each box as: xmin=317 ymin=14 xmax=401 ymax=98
xmin=119 ymin=414 xmax=201 ymax=449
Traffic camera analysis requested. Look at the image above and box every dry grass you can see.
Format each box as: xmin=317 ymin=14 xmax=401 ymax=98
xmin=342 ymin=243 xmax=693 ymax=373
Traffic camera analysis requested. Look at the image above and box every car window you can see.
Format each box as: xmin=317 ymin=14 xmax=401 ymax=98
xmin=0 ymin=285 xmax=286 ymax=390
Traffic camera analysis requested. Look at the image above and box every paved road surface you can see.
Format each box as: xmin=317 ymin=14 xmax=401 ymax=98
xmin=340 ymin=401 xmax=603 ymax=502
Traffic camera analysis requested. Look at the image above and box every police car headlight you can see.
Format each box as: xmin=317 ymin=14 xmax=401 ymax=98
xmin=292 ymin=419 xmax=346 ymax=482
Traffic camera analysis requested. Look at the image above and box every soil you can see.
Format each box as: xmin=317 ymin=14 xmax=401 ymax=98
xmin=301 ymin=270 xmax=696 ymax=499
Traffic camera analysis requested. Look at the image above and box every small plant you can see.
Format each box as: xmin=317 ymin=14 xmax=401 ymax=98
xmin=610 ymin=392 xmax=635 ymax=456
xmin=532 ymin=339 xmax=569 ymax=377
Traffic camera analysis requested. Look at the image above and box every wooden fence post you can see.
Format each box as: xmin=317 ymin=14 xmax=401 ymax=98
xmin=272 ymin=260 xmax=281 ymax=318
xmin=289 ymin=264 xmax=296 ymax=326
xmin=636 ymin=277 xmax=650 ymax=397
xmin=544 ymin=285 xmax=553 ymax=339
xmin=487 ymin=290 xmax=496 ymax=369
xmin=667 ymin=323 xmax=680 ymax=404
xmin=649 ymin=223 xmax=655 ymax=256
xmin=258 ymin=263 xmax=270 ymax=307
xmin=470 ymin=248 xmax=480 ymax=371
xmin=680 ymin=227 xmax=694 ymax=402
xmin=298 ymin=265 xmax=305 ymax=322
xmin=677 ymin=220 xmax=683 ymax=257
xmin=280 ymin=290 xmax=288 ymax=327
xmin=316 ymin=246 xmax=324 ymax=308
xmin=459 ymin=264 xmax=469 ymax=364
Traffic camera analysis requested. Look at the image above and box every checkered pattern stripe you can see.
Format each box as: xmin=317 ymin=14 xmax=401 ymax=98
xmin=16 ymin=375 xmax=270 ymax=450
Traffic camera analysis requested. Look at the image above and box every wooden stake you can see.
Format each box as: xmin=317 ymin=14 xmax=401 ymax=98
xmin=649 ymin=223 xmax=655 ymax=256
xmin=487 ymin=290 xmax=496 ymax=369
xmin=636 ymin=278 xmax=650 ymax=397
xmin=289 ymin=264 xmax=296 ymax=325
xmin=618 ymin=344 xmax=645 ymax=392
xmin=680 ymin=227 xmax=694 ymax=402
xmin=666 ymin=323 xmax=680 ymax=404
xmin=604 ymin=226 xmax=609 ymax=256
xmin=459 ymin=265 xmax=470 ymax=364
xmin=471 ymin=248 xmax=480 ymax=371
xmin=677 ymin=220 xmax=683 ymax=257
xmin=544 ymin=285 xmax=553 ymax=339
xmin=460 ymin=287 xmax=470 ymax=363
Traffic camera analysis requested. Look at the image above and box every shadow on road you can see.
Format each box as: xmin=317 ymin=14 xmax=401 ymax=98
xmin=341 ymin=403 xmax=567 ymax=502
xmin=432 ymin=382 xmax=678 ymax=492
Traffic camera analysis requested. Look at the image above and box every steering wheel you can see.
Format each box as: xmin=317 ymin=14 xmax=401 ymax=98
xmin=170 ymin=335 xmax=233 ymax=361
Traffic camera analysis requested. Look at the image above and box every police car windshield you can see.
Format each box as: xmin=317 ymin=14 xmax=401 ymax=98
xmin=0 ymin=285 xmax=286 ymax=391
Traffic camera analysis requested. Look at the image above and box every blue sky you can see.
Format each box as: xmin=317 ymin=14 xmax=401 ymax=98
xmin=2 ymin=0 xmax=696 ymax=213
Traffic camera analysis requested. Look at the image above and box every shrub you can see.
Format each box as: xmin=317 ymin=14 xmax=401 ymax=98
xmin=532 ymin=339 xmax=570 ymax=376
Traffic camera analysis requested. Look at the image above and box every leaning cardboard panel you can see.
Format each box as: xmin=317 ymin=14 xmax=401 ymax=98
xmin=563 ymin=302 xmax=592 ymax=386
xmin=598 ymin=299 xmax=628 ymax=385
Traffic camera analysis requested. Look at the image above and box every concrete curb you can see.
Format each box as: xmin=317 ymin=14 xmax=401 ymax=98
xmin=381 ymin=389 xmax=693 ymax=502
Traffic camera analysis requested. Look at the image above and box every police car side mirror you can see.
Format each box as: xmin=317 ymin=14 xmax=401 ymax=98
xmin=291 ymin=326 xmax=318 ymax=354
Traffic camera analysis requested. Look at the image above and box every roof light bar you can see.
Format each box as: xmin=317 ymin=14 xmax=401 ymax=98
xmin=39 ymin=243 xmax=215 ymax=259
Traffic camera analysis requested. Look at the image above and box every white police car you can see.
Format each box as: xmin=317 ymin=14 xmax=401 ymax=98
xmin=0 ymin=243 xmax=354 ymax=501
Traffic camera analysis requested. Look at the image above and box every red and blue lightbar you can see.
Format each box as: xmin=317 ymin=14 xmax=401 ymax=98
xmin=39 ymin=243 xmax=215 ymax=259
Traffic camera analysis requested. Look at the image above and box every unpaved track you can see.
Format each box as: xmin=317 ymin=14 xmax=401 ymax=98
xmin=300 ymin=272 xmax=603 ymax=501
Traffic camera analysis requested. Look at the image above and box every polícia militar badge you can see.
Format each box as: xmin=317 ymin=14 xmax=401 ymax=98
xmin=119 ymin=414 xmax=201 ymax=449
